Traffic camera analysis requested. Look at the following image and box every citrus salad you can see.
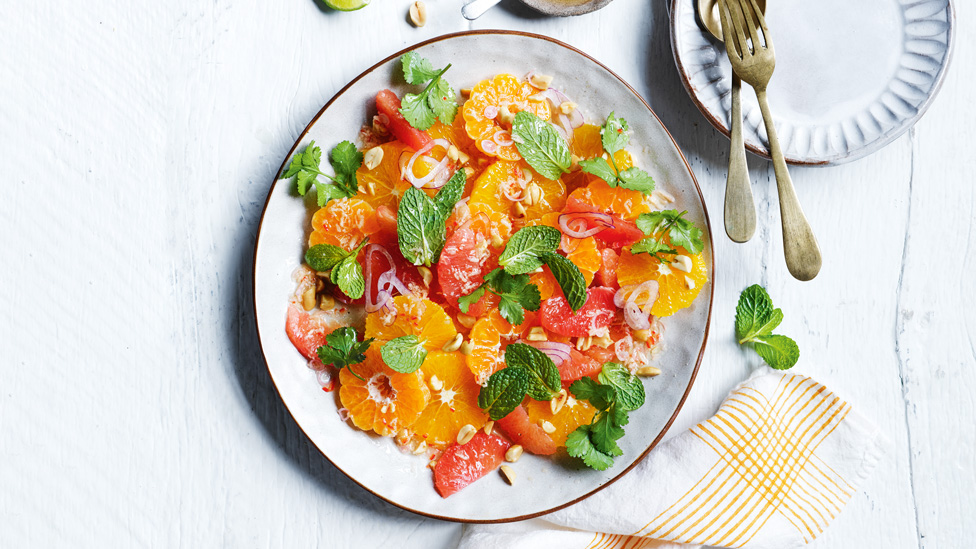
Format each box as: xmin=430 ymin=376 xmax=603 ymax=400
xmin=281 ymin=52 xmax=707 ymax=497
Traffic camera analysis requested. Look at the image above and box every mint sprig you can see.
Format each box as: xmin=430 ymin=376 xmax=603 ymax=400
xmin=399 ymin=52 xmax=458 ymax=131
xmin=397 ymin=169 xmax=465 ymax=267
xmin=735 ymin=285 xmax=799 ymax=370
xmin=565 ymin=366 xmax=644 ymax=471
xmin=539 ymin=251 xmax=586 ymax=311
xmin=305 ymin=238 xmax=369 ymax=299
xmin=511 ymin=111 xmax=572 ymax=180
xmin=280 ymin=140 xmax=362 ymax=207
xmin=477 ymin=342 xmax=562 ymax=420
xmin=380 ymin=335 xmax=428 ymax=374
xmin=635 ymin=210 xmax=705 ymax=255
xmin=458 ymin=268 xmax=541 ymax=325
xmin=316 ymin=327 xmax=374 ymax=381
xmin=578 ymin=112 xmax=656 ymax=195
xmin=497 ymin=225 xmax=562 ymax=274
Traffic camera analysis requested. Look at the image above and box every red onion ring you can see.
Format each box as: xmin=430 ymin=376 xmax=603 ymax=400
xmin=558 ymin=212 xmax=614 ymax=239
xmin=481 ymin=140 xmax=500 ymax=154
xmin=484 ymin=105 xmax=499 ymax=120
xmin=521 ymin=339 xmax=572 ymax=366
xmin=623 ymin=301 xmax=651 ymax=330
xmin=615 ymin=281 xmax=660 ymax=331
xmin=493 ymin=130 xmax=514 ymax=147
xmin=404 ymin=139 xmax=451 ymax=189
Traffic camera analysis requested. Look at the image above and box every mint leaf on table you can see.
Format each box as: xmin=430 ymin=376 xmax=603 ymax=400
xmin=329 ymin=239 xmax=368 ymax=299
xmin=398 ymin=53 xmax=457 ymax=130
xmin=504 ymin=342 xmax=561 ymax=402
xmin=280 ymin=140 xmax=362 ymax=207
xmin=598 ymin=362 xmax=646 ymax=412
xmin=458 ymin=268 xmax=541 ymax=325
xmin=636 ymin=210 xmax=705 ymax=254
xmin=478 ymin=367 xmax=531 ymax=421
xmin=566 ymin=426 xmax=616 ymax=471
xmin=735 ymin=284 xmax=799 ymax=370
xmin=397 ymin=171 xmax=464 ymax=267
xmin=316 ymin=327 xmax=374 ymax=381
xmin=539 ymin=251 xmax=586 ymax=311
xmin=305 ymin=244 xmax=349 ymax=272
xmin=380 ymin=335 xmax=428 ymax=374
xmin=497 ymin=225 xmax=562 ymax=274
xmin=512 ymin=111 xmax=572 ymax=180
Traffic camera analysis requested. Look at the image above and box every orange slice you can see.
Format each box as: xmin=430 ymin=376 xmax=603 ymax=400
xmin=564 ymin=124 xmax=635 ymax=193
xmin=567 ymin=179 xmax=651 ymax=222
xmin=463 ymin=74 xmax=552 ymax=161
xmin=309 ymin=197 xmax=380 ymax=250
xmin=356 ymin=141 xmax=408 ymax=210
xmin=525 ymin=394 xmax=597 ymax=447
xmin=519 ymin=168 xmax=566 ymax=227
xmin=339 ymin=347 xmax=430 ymax=437
xmin=468 ymin=160 xmax=523 ymax=240
xmin=617 ymin=244 xmax=707 ymax=317
xmin=410 ymin=351 xmax=488 ymax=448
xmin=466 ymin=313 xmax=506 ymax=385
xmin=365 ymin=295 xmax=458 ymax=350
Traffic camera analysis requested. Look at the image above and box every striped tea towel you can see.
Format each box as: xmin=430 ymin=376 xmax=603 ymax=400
xmin=459 ymin=368 xmax=885 ymax=549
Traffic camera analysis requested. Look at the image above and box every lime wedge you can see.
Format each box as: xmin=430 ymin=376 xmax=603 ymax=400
xmin=325 ymin=0 xmax=369 ymax=11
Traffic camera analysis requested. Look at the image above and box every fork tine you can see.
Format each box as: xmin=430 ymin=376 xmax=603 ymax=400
xmin=746 ymin=0 xmax=772 ymax=50
xmin=717 ymin=0 xmax=745 ymax=60
xmin=727 ymin=0 xmax=757 ymax=56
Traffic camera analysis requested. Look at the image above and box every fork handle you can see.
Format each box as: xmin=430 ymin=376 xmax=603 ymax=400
xmin=754 ymin=88 xmax=823 ymax=281
xmin=724 ymin=74 xmax=756 ymax=243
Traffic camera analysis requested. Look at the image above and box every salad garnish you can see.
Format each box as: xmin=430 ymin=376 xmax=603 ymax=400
xmin=511 ymin=110 xmax=573 ymax=179
xmin=280 ymin=140 xmax=363 ymax=206
xmin=635 ymin=210 xmax=705 ymax=255
xmin=381 ymin=335 xmax=428 ymax=374
xmin=397 ymin=168 xmax=465 ymax=266
xmin=735 ymin=284 xmax=800 ymax=370
xmin=579 ymin=112 xmax=656 ymax=194
xmin=316 ymin=327 xmax=374 ymax=381
xmin=566 ymin=363 xmax=645 ymax=470
xmin=458 ymin=268 xmax=541 ymax=326
xmin=478 ymin=343 xmax=562 ymax=420
xmin=399 ymin=52 xmax=459 ymax=131
xmin=306 ymin=238 xmax=369 ymax=299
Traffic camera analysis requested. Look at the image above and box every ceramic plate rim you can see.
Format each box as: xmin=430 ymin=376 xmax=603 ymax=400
xmin=669 ymin=0 xmax=956 ymax=166
xmin=251 ymin=29 xmax=714 ymax=523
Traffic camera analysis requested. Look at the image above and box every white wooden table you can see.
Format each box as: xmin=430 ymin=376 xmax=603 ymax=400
xmin=1 ymin=1 xmax=972 ymax=547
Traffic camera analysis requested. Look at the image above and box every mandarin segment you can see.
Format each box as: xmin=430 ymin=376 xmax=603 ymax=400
xmin=365 ymin=295 xmax=458 ymax=350
xmin=309 ymin=197 xmax=380 ymax=250
xmin=466 ymin=315 xmax=505 ymax=385
xmin=463 ymin=74 xmax=552 ymax=161
xmin=467 ymin=160 xmax=523 ymax=239
xmin=520 ymin=169 xmax=566 ymax=227
xmin=339 ymin=347 xmax=430 ymax=437
xmin=411 ymin=351 xmax=488 ymax=448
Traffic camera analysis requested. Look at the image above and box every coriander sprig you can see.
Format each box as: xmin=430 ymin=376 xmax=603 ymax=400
xmin=565 ymin=363 xmax=646 ymax=470
xmin=635 ymin=210 xmax=705 ymax=255
xmin=280 ymin=140 xmax=362 ymax=207
xmin=305 ymin=238 xmax=369 ymax=299
xmin=458 ymin=268 xmax=541 ymax=325
xmin=316 ymin=327 xmax=374 ymax=381
xmin=398 ymin=52 xmax=459 ymax=131
xmin=578 ymin=112 xmax=656 ymax=195
xmin=735 ymin=285 xmax=799 ymax=370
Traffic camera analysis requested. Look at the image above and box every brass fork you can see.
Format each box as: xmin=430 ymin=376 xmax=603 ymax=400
xmin=718 ymin=0 xmax=822 ymax=281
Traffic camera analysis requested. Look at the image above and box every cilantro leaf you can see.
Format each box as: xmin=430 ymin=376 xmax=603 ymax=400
xmin=380 ymin=335 xmax=428 ymax=374
xmin=589 ymin=410 xmax=625 ymax=457
xmin=566 ymin=426 xmax=616 ymax=471
xmin=636 ymin=210 xmax=705 ymax=255
xmin=598 ymin=363 xmax=645 ymax=412
xmin=540 ymin=252 xmax=587 ymax=311
xmin=479 ymin=367 xmax=531 ymax=421
xmin=459 ymin=269 xmax=541 ymax=325
xmin=601 ymin=112 xmax=631 ymax=154
xmin=504 ymin=343 xmax=560 ymax=401
xmin=497 ymin=226 xmax=562 ymax=274
xmin=397 ymin=187 xmax=444 ymax=267
xmin=734 ymin=284 xmax=799 ymax=370
xmin=305 ymin=244 xmax=349 ymax=272
xmin=578 ymin=157 xmax=618 ymax=184
xmin=316 ymin=327 xmax=373 ymax=381
xmin=279 ymin=140 xmax=361 ymax=207
xmin=400 ymin=51 xmax=439 ymax=84
xmin=457 ymin=285 xmax=487 ymax=314
xmin=630 ymin=236 xmax=677 ymax=262
xmin=433 ymin=169 xmax=466 ymax=218
xmin=512 ymin=111 xmax=572 ymax=180
xmin=753 ymin=335 xmax=801 ymax=370
xmin=569 ymin=378 xmax=615 ymax=411
xmin=617 ymin=167 xmax=656 ymax=194
xmin=330 ymin=239 xmax=368 ymax=299
xmin=398 ymin=54 xmax=456 ymax=131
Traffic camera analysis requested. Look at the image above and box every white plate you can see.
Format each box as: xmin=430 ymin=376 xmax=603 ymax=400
xmin=670 ymin=0 xmax=955 ymax=165
xmin=253 ymin=30 xmax=713 ymax=522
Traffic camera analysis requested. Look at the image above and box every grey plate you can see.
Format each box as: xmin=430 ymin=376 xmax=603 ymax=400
xmin=253 ymin=30 xmax=713 ymax=522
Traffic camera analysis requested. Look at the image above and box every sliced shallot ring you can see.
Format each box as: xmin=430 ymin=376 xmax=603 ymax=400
xmin=481 ymin=139 xmax=500 ymax=155
xmin=405 ymin=138 xmax=451 ymax=188
xmin=484 ymin=105 xmax=499 ymax=120
xmin=493 ymin=130 xmax=514 ymax=147
xmin=559 ymin=212 xmax=612 ymax=238
xmin=623 ymin=301 xmax=651 ymax=331
xmin=520 ymin=339 xmax=572 ymax=366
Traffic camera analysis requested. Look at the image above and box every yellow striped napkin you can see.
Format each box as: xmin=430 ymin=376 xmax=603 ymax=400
xmin=459 ymin=369 xmax=884 ymax=549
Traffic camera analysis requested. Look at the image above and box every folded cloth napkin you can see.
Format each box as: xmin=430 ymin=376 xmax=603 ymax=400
xmin=459 ymin=369 xmax=884 ymax=549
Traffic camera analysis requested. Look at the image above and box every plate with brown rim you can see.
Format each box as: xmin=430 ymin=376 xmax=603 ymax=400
xmin=252 ymin=30 xmax=713 ymax=522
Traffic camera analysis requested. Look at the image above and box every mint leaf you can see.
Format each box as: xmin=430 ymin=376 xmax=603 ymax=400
xmin=457 ymin=285 xmax=487 ymax=314
xmin=753 ymin=335 xmax=800 ymax=370
xmin=601 ymin=112 xmax=630 ymax=155
xmin=598 ymin=363 xmax=645 ymax=412
xmin=397 ymin=187 xmax=443 ymax=266
xmin=305 ymin=244 xmax=349 ymax=272
xmin=578 ymin=157 xmax=618 ymax=184
xmin=566 ymin=426 xmax=615 ymax=471
xmin=433 ymin=169 xmax=466 ymax=218
xmin=401 ymin=51 xmax=439 ymax=84
xmin=617 ymin=167 xmax=656 ymax=194
xmin=316 ymin=327 xmax=373 ymax=381
xmin=735 ymin=284 xmax=799 ymax=370
xmin=398 ymin=55 xmax=456 ymax=131
xmin=330 ymin=239 xmax=368 ymax=299
xmin=381 ymin=335 xmax=428 ymax=374
xmin=504 ymin=343 xmax=560 ymax=401
xmin=636 ymin=210 xmax=704 ymax=255
xmin=497 ymin=226 xmax=562 ymax=274
xmin=512 ymin=111 xmax=571 ymax=180
xmin=479 ymin=367 xmax=531 ymax=421
xmin=540 ymin=252 xmax=587 ymax=311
